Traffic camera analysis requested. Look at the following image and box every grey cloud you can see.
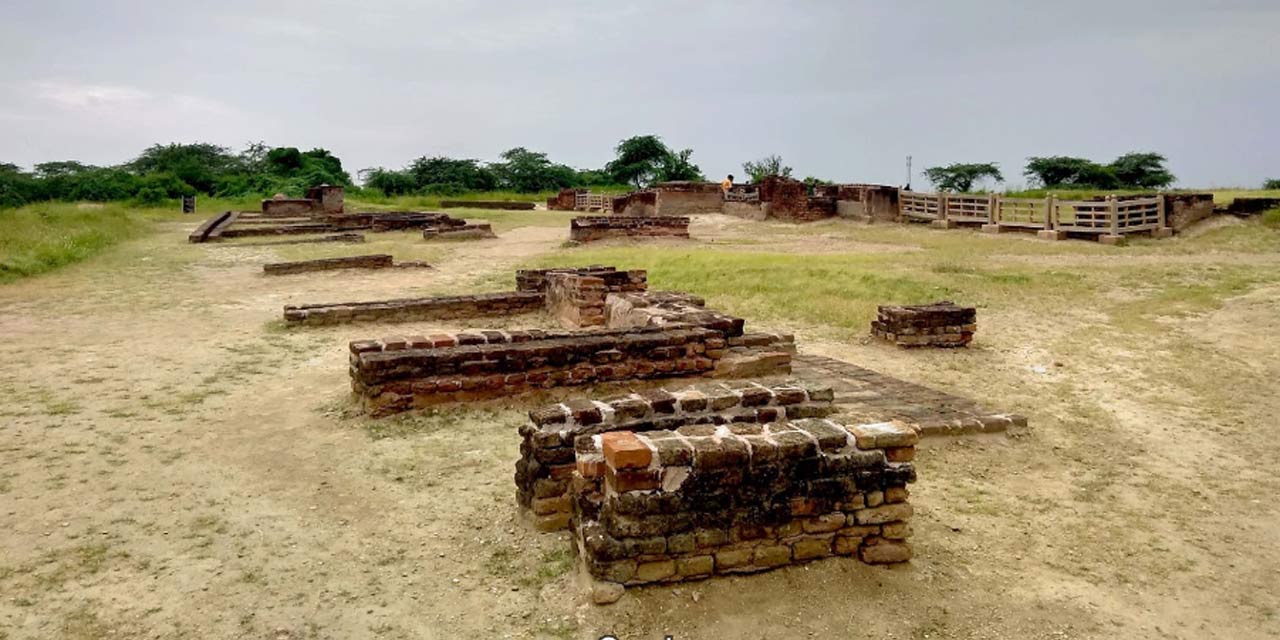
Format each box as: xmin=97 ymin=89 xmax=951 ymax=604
xmin=1 ymin=0 xmax=1276 ymax=187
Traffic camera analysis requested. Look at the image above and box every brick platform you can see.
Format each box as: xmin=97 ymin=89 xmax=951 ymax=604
xmin=283 ymin=291 xmax=544 ymax=326
xmin=348 ymin=325 xmax=726 ymax=416
xmin=872 ymin=301 xmax=977 ymax=347
xmin=516 ymin=266 xmax=645 ymax=293
xmin=422 ymin=223 xmax=496 ymax=239
xmin=569 ymin=216 xmax=691 ymax=243
xmin=573 ymin=418 xmax=917 ymax=601
xmin=263 ymin=254 xmax=431 ymax=275
xmin=516 ymin=381 xmax=837 ymax=531
xmin=791 ymin=354 xmax=1025 ymax=438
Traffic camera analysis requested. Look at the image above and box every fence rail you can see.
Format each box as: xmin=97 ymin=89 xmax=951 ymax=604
xmin=900 ymin=191 xmax=942 ymax=221
xmin=574 ymin=192 xmax=613 ymax=212
xmin=899 ymin=191 xmax=1169 ymax=242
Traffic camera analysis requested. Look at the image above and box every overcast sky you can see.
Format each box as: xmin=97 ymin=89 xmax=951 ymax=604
xmin=2 ymin=0 xmax=1276 ymax=188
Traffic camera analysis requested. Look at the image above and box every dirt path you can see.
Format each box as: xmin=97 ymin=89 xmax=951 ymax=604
xmin=1 ymin=218 xmax=1278 ymax=639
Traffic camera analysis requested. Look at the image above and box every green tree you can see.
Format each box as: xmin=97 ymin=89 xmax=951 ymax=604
xmin=923 ymin=162 xmax=1004 ymax=192
xmin=1108 ymin=152 xmax=1175 ymax=189
xmin=129 ymin=143 xmax=241 ymax=193
xmin=491 ymin=147 xmax=577 ymax=193
xmin=657 ymin=148 xmax=704 ymax=182
xmin=406 ymin=156 xmax=498 ymax=192
xmin=606 ymin=135 xmax=672 ymax=187
xmin=1024 ymin=156 xmax=1118 ymax=189
xmin=742 ymin=154 xmax=793 ymax=183
xmin=1265 ymin=178 xmax=1280 ymax=190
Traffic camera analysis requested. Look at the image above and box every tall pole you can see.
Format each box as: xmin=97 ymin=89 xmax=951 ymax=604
xmin=905 ymin=155 xmax=912 ymax=190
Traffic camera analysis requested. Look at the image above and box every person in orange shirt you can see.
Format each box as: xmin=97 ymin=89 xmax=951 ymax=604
xmin=721 ymin=174 xmax=734 ymax=194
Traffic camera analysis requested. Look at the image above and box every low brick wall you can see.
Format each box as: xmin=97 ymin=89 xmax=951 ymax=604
xmin=283 ymin=291 xmax=544 ymax=326
xmin=604 ymin=291 xmax=745 ymax=337
xmin=652 ymin=182 xmax=724 ymax=216
xmin=261 ymin=199 xmax=318 ymax=217
xmin=762 ymin=177 xmax=837 ymax=222
xmin=612 ymin=191 xmax=658 ymax=217
xmin=836 ymin=184 xmax=900 ymax=222
xmin=348 ymin=325 xmax=725 ymax=416
xmin=439 ymin=200 xmax=535 ymax=210
xmin=1160 ymin=193 xmax=1215 ymax=232
xmin=264 ymin=254 xmax=394 ymax=275
xmin=422 ymin=223 xmax=496 ymax=239
xmin=188 ymin=211 xmax=240 ymax=243
xmin=573 ymin=418 xmax=917 ymax=601
xmin=515 ymin=266 xmax=644 ymax=293
xmin=570 ymin=216 xmax=690 ymax=243
xmin=516 ymin=382 xmax=837 ymax=531
xmin=549 ymin=189 xmax=579 ymax=211
xmin=872 ymin=301 xmax=976 ymax=347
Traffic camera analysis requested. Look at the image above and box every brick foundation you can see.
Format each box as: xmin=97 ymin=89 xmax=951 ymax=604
xmin=516 ymin=266 xmax=643 ymax=293
xmin=572 ymin=418 xmax=917 ymax=600
xmin=872 ymin=301 xmax=976 ymax=347
xmin=546 ymin=273 xmax=609 ymax=328
xmin=422 ymin=223 xmax=496 ymax=239
xmin=569 ymin=216 xmax=690 ymax=243
xmin=439 ymin=200 xmax=535 ymax=210
xmin=612 ymin=191 xmax=658 ymax=217
xmin=283 ymin=291 xmax=544 ymax=326
xmin=516 ymin=382 xmax=837 ymax=531
xmin=264 ymin=254 xmax=393 ymax=275
xmin=348 ymin=325 xmax=725 ymax=416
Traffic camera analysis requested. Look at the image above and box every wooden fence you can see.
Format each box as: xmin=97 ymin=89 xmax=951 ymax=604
xmin=898 ymin=191 xmax=1169 ymax=242
xmin=574 ymin=192 xmax=613 ymax=212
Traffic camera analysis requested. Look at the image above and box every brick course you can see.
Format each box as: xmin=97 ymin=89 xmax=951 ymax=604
xmin=569 ymin=216 xmax=690 ymax=243
xmin=872 ymin=301 xmax=977 ymax=347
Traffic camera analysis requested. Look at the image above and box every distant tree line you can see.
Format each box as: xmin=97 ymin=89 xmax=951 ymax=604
xmin=923 ymin=153 xmax=1180 ymax=193
xmin=0 ymin=134 xmax=710 ymax=208
xmin=361 ymin=135 xmax=704 ymax=196
xmin=0 ymin=142 xmax=352 ymax=208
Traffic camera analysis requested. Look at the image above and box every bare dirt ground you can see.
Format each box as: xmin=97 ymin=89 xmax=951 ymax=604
xmin=2 ymin=215 xmax=1278 ymax=640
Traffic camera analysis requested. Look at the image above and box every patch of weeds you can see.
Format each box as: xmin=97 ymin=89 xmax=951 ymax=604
xmin=517 ymin=547 xmax=574 ymax=590
xmin=60 ymin=605 xmax=113 ymax=640
xmin=239 ymin=569 xmax=265 ymax=585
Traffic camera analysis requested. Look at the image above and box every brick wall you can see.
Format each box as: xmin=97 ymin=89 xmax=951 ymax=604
xmin=264 ymin=254 xmax=394 ymax=275
xmin=572 ymin=418 xmax=918 ymax=600
xmin=348 ymin=325 xmax=725 ymax=416
xmin=604 ymin=291 xmax=745 ymax=337
xmin=569 ymin=216 xmax=690 ymax=243
xmin=872 ymin=301 xmax=976 ymax=347
xmin=422 ymin=223 xmax=496 ymax=239
xmin=612 ymin=191 xmax=658 ymax=216
xmin=439 ymin=200 xmax=535 ymax=210
xmin=516 ymin=382 xmax=837 ymax=531
xmin=260 ymin=198 xmax=318 ymax=217
xmin=549 ymin=189 xmax=579 ymax=211
xmin=652 ymin=182 xmax=724 ymax=216
xmin=283 ymin=291 xmax=544 ymax=326
xmin=835 ymin=184 xmax=900 ymax=222
xmin=545 ymin=273 xmax=608 ymax=328
xmin=515 ymin=266 xmax=622 ymax=293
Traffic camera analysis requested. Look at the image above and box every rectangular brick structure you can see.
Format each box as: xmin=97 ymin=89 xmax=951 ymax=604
xmin=422 ymin=223 xmax=496 ymax=239
xmin=516 ymin=381 xmax=837 ymax=531
xmin=348 ymin=325 xmax=726 ymax=416
xmin=545 ymin=272 xmax=609 ymax=328
xmin=515 ymin=266 xmax=644 ymax=293
xmin=283 ymin=291 xmax=544 ymax=326
xmin=439 ymin=200 xmax=535 ymax=210
xmin=572 ymin=418 xmax=917 ymax=601
xmin=570 ymin=216 xmax=691 ymax=243
xmin=872 ymin=301 xmax=976 ymax=347
xmin=263 ymin=255 xmax=430 ymax=275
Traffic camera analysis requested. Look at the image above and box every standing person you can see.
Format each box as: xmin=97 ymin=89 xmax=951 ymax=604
xmin=721 ymin=174 xmax=734 ymax=194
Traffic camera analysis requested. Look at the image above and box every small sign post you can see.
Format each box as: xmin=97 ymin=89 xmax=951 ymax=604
xmin=181 ymin=195 xmax=196 ymax=214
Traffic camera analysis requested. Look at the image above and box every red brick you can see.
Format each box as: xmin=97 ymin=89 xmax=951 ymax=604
xmin=601 ymin=431 xmax=652 ymax=470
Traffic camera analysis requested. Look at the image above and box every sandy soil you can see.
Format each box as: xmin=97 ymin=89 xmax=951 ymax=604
xmin=1 ymin=218 xmax=1278 ymax=640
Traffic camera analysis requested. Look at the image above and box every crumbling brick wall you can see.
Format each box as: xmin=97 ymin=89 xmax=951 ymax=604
xmin=516 ymin=266 xmax=625 ymax=293
xmin=872 ymin=301 xmax=976 ymax=347
xmin=572 ymin=418 xmax=917 ymax=597
xmin=545 ymin=273 xmax=608 ymax=328
xmin=306 ymin=185 xmax=345 ymax=214
xmin=612 ymin=191 xmax=658 ymax=216
xmin=549 ymin=189 xmax=579 ymax=211
xmin=570 ymin=216 xmax=690 ymax=243
xmin=604 ymin=291 xmax=744 ymax=336
xmin=283 ymin=291 xmax=544 ymax=326
xmin=261 ymin=198 xmax=319 ymax=217
xmin=348 ymin=326 xmax=726 ymax=416
xmin=651 ymin=182 xmax=724 ymax=216
xmin=516 ymin=382 xmax=837 ymax=531
xmin=836 ymin=184 xmax=900 ymax=222
xmin=264 ymin=254 xmax=394 ymax=275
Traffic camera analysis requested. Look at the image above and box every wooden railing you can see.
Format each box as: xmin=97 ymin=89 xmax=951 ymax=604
xmin=574 ymin=192 xmax=613 ymax=212
xmin=899 ymin=192 xmax=1168 ymax=241
xmin=900 ymin=191 xmax=942 ymax=221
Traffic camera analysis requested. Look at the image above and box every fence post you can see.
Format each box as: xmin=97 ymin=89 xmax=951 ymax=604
xmin=1157 ymin=196 xmax=1167 ymax=229
xmin=1045 ymin=194 xmax=1056 ymax=231
xmin=1109 ymin=196 xmax=1119 ymax=235
xmin=987 ymin=193 xmax=996 ymax=224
